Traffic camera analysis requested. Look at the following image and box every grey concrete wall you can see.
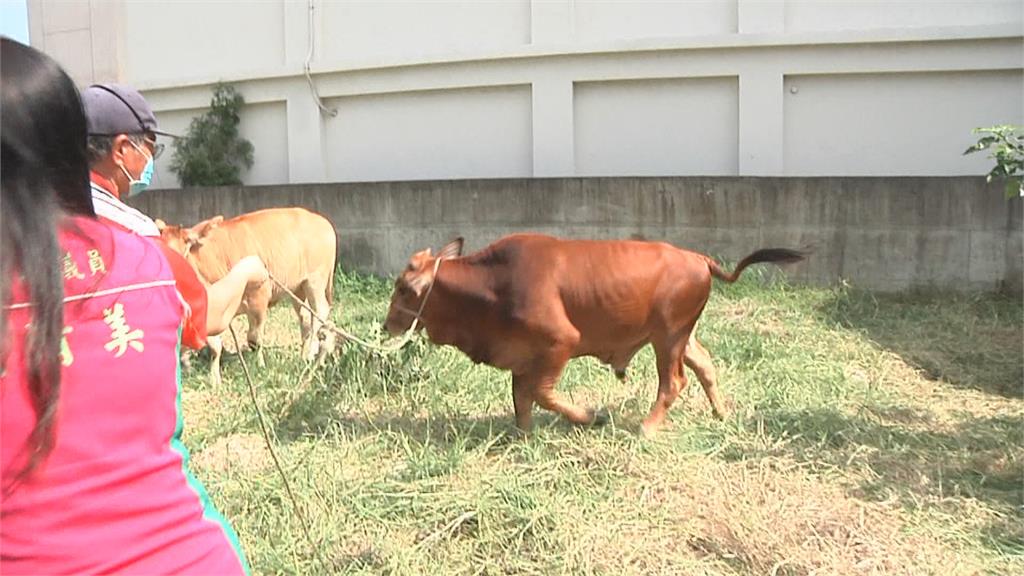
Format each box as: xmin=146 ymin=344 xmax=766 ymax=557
xmin=130 ymin=177 xmax=1023 ymax=292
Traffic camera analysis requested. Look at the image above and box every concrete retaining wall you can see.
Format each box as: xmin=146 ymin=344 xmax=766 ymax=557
xmin=131 ymin=177 xmax=1023 ymax=292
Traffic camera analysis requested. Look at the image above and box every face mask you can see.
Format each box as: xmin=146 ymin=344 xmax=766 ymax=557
xmin=119 ymin=140 xmax=154 ymax=197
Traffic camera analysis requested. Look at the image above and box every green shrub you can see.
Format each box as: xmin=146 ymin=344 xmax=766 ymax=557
xmin=170 ymin=83 xmax=254 ymax=187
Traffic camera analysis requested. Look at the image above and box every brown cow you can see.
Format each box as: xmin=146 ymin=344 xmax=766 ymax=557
xmin=384 ymin=234 xmax=805 ymax=436
xmin=158 ymin=207 xmax=338 ymax=385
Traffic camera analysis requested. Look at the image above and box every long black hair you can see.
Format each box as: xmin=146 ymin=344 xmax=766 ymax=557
xmin=1 ymin=37 xmax=95 ymax=490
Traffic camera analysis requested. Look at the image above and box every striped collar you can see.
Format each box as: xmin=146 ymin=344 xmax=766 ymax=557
xmin=89 ymin=175 xmax=160 ymax=238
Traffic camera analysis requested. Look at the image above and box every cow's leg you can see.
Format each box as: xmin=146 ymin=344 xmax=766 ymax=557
xmin=291 ymin=297 xmax=313 ymax=354
xmin=642 ymin=333 xmax=691 ymax=437
xmin=293 ymin=281 xmax=320 ymax=362
xmin=311 ymin=281 xmax=335 ymax=358
xmin=526 ymin=358 xmax=604 ymax=428
xmin=244 ymin=284 xmax=272 ymax=369
xmin=208 ymin=335 xmax=223 ymax=387
xmin=683 ymin=334 xmax=728 ymax=419
xmin=245 ymin=308 xmax=268 ymax=368
xmin=511 ymin=374 xmax=536 ymax=431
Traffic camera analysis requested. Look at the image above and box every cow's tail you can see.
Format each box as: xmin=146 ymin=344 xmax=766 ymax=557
xmin=327 ymin=264 xmax=336 ymax=305
xmin=327 ymin=233 xmax=338 ymax=306
xmin=704 ymin=248 xmax=807 ymax=283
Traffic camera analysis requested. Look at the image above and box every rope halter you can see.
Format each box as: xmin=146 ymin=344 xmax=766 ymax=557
xmin=390 ymin=256 xmax=443 ymax=333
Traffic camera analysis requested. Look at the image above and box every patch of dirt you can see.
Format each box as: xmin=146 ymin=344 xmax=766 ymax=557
xmin=192 ymin=433 xmax=272 ymax=474
xmin=182 ymin=388 xmax=226 ymax=434
xmin=594 ymin=457 xmax=974 ymax=576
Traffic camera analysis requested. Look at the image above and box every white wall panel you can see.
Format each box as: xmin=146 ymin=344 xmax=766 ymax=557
xmin=40 ymin=0 xmax=89 ymax=33
xmin=44 ymin=29 xmax=94 ymax=87
xmin=321 ymin=0 xmax=531 ymax=61
xmin=324 ymin=85 xmax=533 ymax=182
xmin=150 ymin=101 xmax=289 ymax=190
xmin=238 ymin=101 xmax=289 ymax=186
xmin=783 ymin=70 xmax=1024 ymax=175
xmin=575 ymin=77 xmax=740 ymax=176
xmin=785 ymin=0 xmax=1022 ymax=33
xmin=574 ymin=0 xmax=738 ymax=41
xmin=123 ymin=0 xmax=285 ymax=83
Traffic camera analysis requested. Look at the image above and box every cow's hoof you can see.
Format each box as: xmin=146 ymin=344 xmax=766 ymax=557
xmin=614 ymin=368 xmax=628 ymax=382
xmin=590 ymin=408 xmax=611 ymax=427
xmin=640 ymin=420 xmax=661 ymax=438
xmin=302 ymin=342 xmax=321 ymax=363
xmin=707 ymin=398 xmax=733 ymax=421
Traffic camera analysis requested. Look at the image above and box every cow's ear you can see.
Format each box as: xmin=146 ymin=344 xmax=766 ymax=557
xmin=154 ymin=218 xmax=167 ymax=232
xmin=407 ymin=273 xmax=430 ymax=297
xmin=185 ymin=229 xmax=202 ymax=250
xmin=437 ymin=237 xmax=464 ymax=260
xmin=191 ymin=215 xmax=224 ymax=241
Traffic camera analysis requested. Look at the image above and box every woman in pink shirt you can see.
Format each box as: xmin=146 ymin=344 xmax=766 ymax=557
xmin=1 ymin=39 xmax=254 ymax=575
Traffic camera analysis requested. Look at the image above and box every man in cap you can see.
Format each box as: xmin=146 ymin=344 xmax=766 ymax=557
xmin=83 ymin=83 xmax=266 ymax=349
xmin=82 ymin=84 xmax=170 ymax=235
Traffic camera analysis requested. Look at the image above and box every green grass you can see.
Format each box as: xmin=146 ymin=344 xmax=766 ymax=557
xmin=181 ymin=269 xmax=1023 ymax=575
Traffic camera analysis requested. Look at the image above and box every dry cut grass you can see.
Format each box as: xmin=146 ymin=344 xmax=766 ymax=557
xmin=180 ymin=270 xmax=1023 ymax=575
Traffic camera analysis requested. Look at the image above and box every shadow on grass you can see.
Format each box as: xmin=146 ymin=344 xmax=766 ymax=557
xmin=731 ymin=406 xmax=1024 ymax=551
xmin=270 ymin=365 xmax=638 ymax=451
xmin=817 ymin=288 xmax=1023 ymax=398
xmin=284 ymin=404 xmax=517 ymax=447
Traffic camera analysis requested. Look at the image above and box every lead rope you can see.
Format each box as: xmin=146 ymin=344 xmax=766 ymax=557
xmin=228 ymin=324 xmax=328 ymax=574
xmin=224 ymin=259 xmax=443 ymax=572
xmin=266 ymin=258 xmax=442 ymax=354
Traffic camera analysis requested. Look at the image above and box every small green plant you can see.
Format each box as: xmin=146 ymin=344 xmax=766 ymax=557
xmin=964 ymin=125 xmax=1023 ymax=199
xmin=170 ymin=83 xmax=254 ymax=187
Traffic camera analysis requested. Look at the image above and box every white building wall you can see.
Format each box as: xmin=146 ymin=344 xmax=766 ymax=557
xmin=122 ymin=1 xmax=286 ymax=83
xmin=574 ymin=77 xmax=740 ymax=176
xmin=320 ymin=1 xmax=533 ymax=61
xmin=573 ymin=0 xmax=739 ymax=40
xmin=26 ymin=0 xmax=1024 ymax=188
xmin=784 ymin=70 xmax=1024 ymax=176
xmin=323 ymin=85 xmax=534 ymax=182
xmin=784 ymin=0 xmax=1022 ymax=32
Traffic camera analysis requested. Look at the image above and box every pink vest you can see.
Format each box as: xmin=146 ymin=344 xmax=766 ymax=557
xmin=1 ymin=217 xmax=247 ymax=575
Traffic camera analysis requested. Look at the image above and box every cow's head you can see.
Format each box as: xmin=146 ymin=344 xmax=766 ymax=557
xmin=384 ymin=237 xmax=464 ymax=336
xmin=156 ymin=216 xmax=224 ymax=257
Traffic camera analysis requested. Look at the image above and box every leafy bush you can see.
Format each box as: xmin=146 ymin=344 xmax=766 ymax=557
xmin=170 ymin=83 xmax=254 ymax=187
xmin=964 ymin=125 xmax=1023 ymax=198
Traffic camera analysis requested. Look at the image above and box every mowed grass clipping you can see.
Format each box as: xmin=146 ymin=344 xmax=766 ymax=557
xmin=180 ymin=269 xmax=1023 ymax=575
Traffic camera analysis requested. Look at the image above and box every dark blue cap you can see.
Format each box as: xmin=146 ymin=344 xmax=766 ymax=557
xmin=82 ymin=83 xmax=176 ymax=138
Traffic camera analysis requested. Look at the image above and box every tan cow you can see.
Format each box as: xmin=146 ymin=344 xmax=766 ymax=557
xmin=157 ymin=207 xmax=338 ymax=385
